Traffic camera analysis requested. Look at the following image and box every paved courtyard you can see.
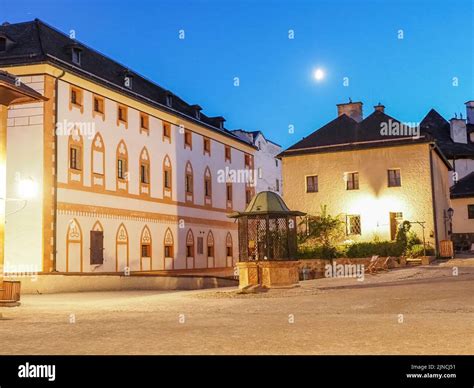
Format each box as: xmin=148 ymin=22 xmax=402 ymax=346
xmin=1 ymin=264 xmax=473 ymax=355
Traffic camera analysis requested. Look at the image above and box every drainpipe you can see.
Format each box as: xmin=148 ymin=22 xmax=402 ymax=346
xmin=52 ymin=70 xmax=66 ymax=271
xmin=429 ymin=144 xmax=440 ymax=254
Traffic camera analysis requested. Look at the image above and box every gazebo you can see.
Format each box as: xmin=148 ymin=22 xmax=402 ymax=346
xmin=228 ymin=191 xmax=305 ymax=289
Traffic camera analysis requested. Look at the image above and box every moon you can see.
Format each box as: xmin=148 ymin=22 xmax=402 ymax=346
xmin=314 ymin=68 xmax=325 ymax=81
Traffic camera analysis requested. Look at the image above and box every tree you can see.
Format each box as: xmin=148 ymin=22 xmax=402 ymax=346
xmin=299 ymin=205 xmax=344 ymax=248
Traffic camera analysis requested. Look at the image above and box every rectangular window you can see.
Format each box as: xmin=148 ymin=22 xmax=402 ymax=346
xmin=0 ymin=38 xmax=6 ymax=52
xmin=140 ymin=113 xmax=149 ymax=130
xmin=117 ymin=158 xmax=127 ymax=179
xmin=141 ymin=244 xmax=150 ymax=258
xmin=205 ymin=179 xmax=211 ymax=197
xmin=468 ymin=205 xmax=474 ymax=219
xmin=90 ymin=231 xmax=104 ymax=265
xmin=93 ymin=95 xmax=104 ymax=114
xmin=72 ymin=48 xmax=82 ymax=65
xmin=346 ymin=215 xmax=361 ymax=235
xmin=186 ymin=245 xmax=193 ymax=257
xmin=184 ymin=130 xmax=192 ymax=148
xmin=275 ymin=159 xmax=278 ymax=167
xmin=197 ymin=237 xmax=204 ymax=254
xmin=346 ymin=172 xmax=359 ymax=190
xmin=163 ymin=122 xmax=171 ymax=139
xmin=388 ymin=169 xmax=401 ymax=187
xmin=118 ymin=104 xmax=128 ymax=124
xmin=164 ymin=170 xmax=171 ymax=189
xmin=226 ymin=247 xmax=232 ymax=257
xmin=276 ymin=179 xmax=280 ymax=192
xmin=225 ymin=146 xmax=231 ymax=162
xmin=70 ymin=87 xmax=82 ymax=107
xmin=207 ymin=245 xmax=214 ymax=257
xmin=244 ymin=154 xmax=250 ymax=167
xmin=164 ymin=245 xmax=172 ymax=258
xmin=203 ymin=138 xmax=211 ymax=154
xmin=140 ymin=164 xmax=149 ymax=184
xmin=186 ymin=174 xmax=193 ymax=194
xmin=69 ymin=146 xmax=81 ymax=170
xmin=306 ymin=175 xmax=318 ymax=193
xmin=226 ymin=183 xmax=232 ymax=201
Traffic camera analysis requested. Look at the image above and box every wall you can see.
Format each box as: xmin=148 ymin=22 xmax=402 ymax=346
xmin=451 ymin=197 xmax=474 ymax=233
xmin=254 ymin=133 xmax=282 ymax=194
xmin=4 ymin=75 xmax=45 ymax=274
xmin=450 ymin=158 xmax=474 ymax=186
xmin=282 ymin=143 xmax=443 ymax=247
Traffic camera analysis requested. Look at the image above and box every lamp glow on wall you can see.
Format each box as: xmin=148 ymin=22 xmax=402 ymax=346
xmin=17 ymin=177 xmax=38 ymax=200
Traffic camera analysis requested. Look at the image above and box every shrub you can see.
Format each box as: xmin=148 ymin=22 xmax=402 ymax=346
xmin=297 ymin=245 xmax=338 ymax=260
xmin=406 ymin=243 xmax=435 ymax=257
xmin=345 ymin=241 xmax=404 ymax=258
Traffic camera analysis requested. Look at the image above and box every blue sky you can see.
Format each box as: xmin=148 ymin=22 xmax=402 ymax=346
xmin=3 ymin=0 xmax=473 ymax=148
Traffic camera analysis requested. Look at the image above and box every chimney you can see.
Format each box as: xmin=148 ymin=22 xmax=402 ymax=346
xmin=450 ymin=116 xmax=467 ymax=144
xmin=337 ymin=100 xmax=363 ymax=122
xmin=466 ymin=101 xmax=474 ymax=124
xmin=374 ymin=103 xmax=385 ymax=113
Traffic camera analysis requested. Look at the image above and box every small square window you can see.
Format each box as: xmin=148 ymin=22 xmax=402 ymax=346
xmin=117 ymin=105 xmax=128 ymax=124
xmin=203 ymin=138 xmax=211 ymax=155
xmin=163 ymin=122 xmax=171 ymax=140
xmin=140 ymin=113 xmax=149 ymax=131
xmin=225 ymin=146 xmax=231 ymax=162
xmin=184 ymin=130 xmax=192 ymax=149
xmin=306 ymin=175 xmax=318 ymax=193
xmin=346 ymin=215 xmax=361 ymax=235
xmin=70 ymin=87 xmax=83 ymax=108
xmin=346 ymin=172 xmax=359 ymax=190
xmin=93 ymin=96 xmax=104 ymax=115
xmin=388 ymin=169 xmax=401 ymax=187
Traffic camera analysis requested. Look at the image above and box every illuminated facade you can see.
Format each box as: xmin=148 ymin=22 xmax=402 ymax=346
xmin=0 ymin=20 xmax=257 ymax=274
xmin=280 ymin=102 xmax=452 ymax=252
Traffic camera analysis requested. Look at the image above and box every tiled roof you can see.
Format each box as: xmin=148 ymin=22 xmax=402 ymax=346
xmin=451 ymin=172 xmax=474 ymax=198
xmin=0 ymin=19 xmax=251 ymax=147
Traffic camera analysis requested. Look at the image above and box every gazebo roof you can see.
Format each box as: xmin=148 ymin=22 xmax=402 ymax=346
xmin=227 ymin=191 xmax=306 ymax=218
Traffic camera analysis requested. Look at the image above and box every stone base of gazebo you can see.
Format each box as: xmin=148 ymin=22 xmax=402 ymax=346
xmin=237 ymin=261 xmax=300 ymax=289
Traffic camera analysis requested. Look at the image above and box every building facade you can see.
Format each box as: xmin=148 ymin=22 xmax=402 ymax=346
xmin=0 ymin=20 xmax=257 ymax=274
xmin=280 ymin=101 xmax=452 ymax=252
xmin=232 ymin=130 xmax=282 ymax=195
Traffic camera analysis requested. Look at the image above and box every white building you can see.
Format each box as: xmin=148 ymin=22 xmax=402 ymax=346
xmin=0 ymin=19 xmax=257 ymax=274
xmin=231 ymin=130 xmax=282 ymax=194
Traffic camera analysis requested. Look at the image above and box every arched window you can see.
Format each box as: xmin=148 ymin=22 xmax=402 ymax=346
xmin=226 ymin=232 xmax=233 ymax=267
xmin=204 ymin=166 xmax=212 ymax=206
xmin=116 ymin=140 xmax=128 ymax=192
xmin=140 ymin=225 xmax=152 ymax=271
xmin=163 ymin=228 xmax=174 ymax=270
xmin=139 ymin=147 xmax=150 ymax=196
xmin=68 ymin=129 xmax=83 ymax=185
xmin=163 ymin=154 xmax=172 ymax=200
xmin=186 ymin=229 xmax=194 ymax=269
xmin=66 ymin=218 xmax=83 ymax=272
xmin=185 ymin=161 xmax=193 ymax=203
xmin=91 ymin=132 xmax=105 ymax=188
xmin=115 ymin=223 xmax=129 ymax=272
xmin=206 ymin=231 xmax=215 ymax=268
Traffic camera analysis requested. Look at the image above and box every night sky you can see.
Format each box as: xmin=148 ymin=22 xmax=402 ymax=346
xmin=3 ymin=0 xmax=473 ymax=148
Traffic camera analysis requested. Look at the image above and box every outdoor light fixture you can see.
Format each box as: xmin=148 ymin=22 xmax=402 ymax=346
xmin=18 ymin=177 xmax=38 ymax=200
xmin=447 ymin=207 xmax=454 ymax=220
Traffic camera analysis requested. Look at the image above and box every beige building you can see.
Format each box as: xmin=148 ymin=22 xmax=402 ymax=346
xmin=280 ymin=102 xmax=452 ymax=252
xmin=0 ymin=20 xmax=257 ymax=275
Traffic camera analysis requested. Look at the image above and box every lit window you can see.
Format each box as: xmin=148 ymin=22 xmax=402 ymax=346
xmin=346 ymin=215 xmax=361 ymax=235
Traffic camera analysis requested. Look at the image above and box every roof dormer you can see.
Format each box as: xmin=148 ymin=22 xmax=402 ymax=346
xmin=190 ymin=104 xmax=202 ymax=120
xmin=0 ymin=32 xmax=15 ymax=52
xmin=65 ymin=42 xmax=83 ymax=66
